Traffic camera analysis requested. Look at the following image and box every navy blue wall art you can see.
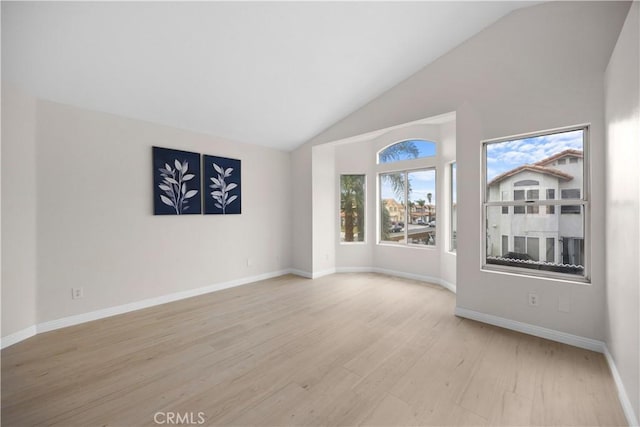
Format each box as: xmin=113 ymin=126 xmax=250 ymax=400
xmin=204 ymin=155 xmax=241 ymax=215
xmin=153 ymin=147 xmax=201 ymax=215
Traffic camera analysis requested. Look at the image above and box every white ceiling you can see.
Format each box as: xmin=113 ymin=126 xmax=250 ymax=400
xmin=2 ymin=1 xmax=537 ymax=151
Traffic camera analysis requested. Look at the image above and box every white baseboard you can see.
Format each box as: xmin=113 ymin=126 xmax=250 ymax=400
xmin=312 ymin=268 xmax=336 ymax=279
xmin=289 ymin=269 xmax=313 ymax=279
xmin=438 ymin=279 xmax=457 ymax=294
xmin=334 ymin=266 xmax=372 ymax=273
xmin=455 ymin=307 xmax=638 ymax=426
xmin=1 ymin=325 xmax=37 ymax=349
xmin=604 ymin=347 xmax=640 ymax=427
xmin=2 ymin=269 xmax=291 ymax=348
xmin=454 ymin=306 xmax=605 ymax=353
xmin=336 ymin=266 xmax=457 ymax=293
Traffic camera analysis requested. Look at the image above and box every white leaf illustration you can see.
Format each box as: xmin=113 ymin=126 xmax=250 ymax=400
xmin=181 ymin=183 xmax=186 ymax=195
xmin=175 ymin=159 xmax=182 ymax=171
xmin=160 ymin=195 xmax=174 ymax=207
xmin=182 ymin=161 xmax=188 ymax=172
xmin=208 ymin=161 xmax=239 ymax=214
xmin=165 ymin=163 xmax=172 ymax=172
xmin=183 ymin=174 xmax=195 ymax=181
xmin=165 ymin=177 xmax=178 ymax=184
xmin=158 ymin=184 xmax=172 ymax=191
xmin=185 ymin=190 xmax=198 ymax=199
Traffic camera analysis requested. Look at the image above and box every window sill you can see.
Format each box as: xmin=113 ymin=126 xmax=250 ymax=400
xmin=481 ymin=264 xmax=590 ymax=285
xmin=377 ymin=242 xmax=437 ymax=250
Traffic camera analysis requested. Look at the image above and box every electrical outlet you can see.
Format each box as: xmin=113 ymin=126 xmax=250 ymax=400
xmin=72 ymin=287 xmax=84 ymax=300
xmin=528 ymin=292 xmax=539 ymax=307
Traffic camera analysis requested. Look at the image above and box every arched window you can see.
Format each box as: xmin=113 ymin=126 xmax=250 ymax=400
xmin=377 ymin=139 xmax=438 ymax=247
xmin=377 ymin=139 xmax=436 ymax=164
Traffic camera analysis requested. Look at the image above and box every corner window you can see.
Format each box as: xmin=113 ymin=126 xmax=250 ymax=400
xmin=483 ymin=125 xmax=589 ymax=281
xmin=340 ymin=175 xmax=366 ymax=243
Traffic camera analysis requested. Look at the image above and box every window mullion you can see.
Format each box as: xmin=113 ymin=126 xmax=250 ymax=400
xmin=485 ymin=200 xmax=588 ymax=207
xmin=404 ymin=171 xmax=409 ymax=242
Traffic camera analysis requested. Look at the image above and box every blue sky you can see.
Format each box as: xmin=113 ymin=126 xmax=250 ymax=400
xmin=381 ymin=169 xmax=436 ymax=203
xmin=379 ymin=139 xmax=436 ymax=163
xmin=486 ymin=129 xmax=583 ymax=181
xmin=380 ymin=140 xmax=437 ymax=203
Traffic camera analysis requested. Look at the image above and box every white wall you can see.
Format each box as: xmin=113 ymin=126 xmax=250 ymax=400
xmin=291 ymin=144 xmax=312 ymax=274
xmin=1 ymin=85 xmax=38 ymax=338
xmin=438 ymin=120 xmax=457 ymax=288
xmin=312 ymin=144 xmax=336 ymax=276
xmin=301 ymin=1 xmax=630 ymax=340
xmin=334 ymin=141 xmax=374 ymax=270
xmin=605 ymin=1 xmax=640 ymax=421
xmin=1 ymin=92 xmax=292 ymax=331
xmin=370 ymin=125 xmax=441 ymax=280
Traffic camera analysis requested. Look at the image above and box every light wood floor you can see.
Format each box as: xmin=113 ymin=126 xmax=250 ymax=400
xmin=2 ymin=273 xmax=627 ymax=426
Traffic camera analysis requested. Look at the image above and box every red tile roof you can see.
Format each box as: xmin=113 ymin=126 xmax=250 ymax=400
xmin=534 ymin=149 xmax=583 ymax=166
xmin=488 ymin=165 xmax=573 ymax=186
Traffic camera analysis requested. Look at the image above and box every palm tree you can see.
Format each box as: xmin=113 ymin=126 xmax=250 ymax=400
xmin=416 ymin=199 xmax=426 ymax=222
xmin=341 ymin=175 xmax=365 ymax=242
xmin=379 ymin=141 xmax=419 ymax=233
xmin=379 ymin=141 xmax=420 ymax=163
xmin=379 ymin=141 xmax=419 ymax=198
xmin=427 ymin=192 xmax=433 ymax=222
xmin=381 ymin=203 xmax=391 ymax=240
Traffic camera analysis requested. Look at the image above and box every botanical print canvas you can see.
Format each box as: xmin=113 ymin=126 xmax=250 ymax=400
xmin=153 ymin=147 xmax=201 ymax=215
xmin=203 ymin=155 xmax=241 ymax=215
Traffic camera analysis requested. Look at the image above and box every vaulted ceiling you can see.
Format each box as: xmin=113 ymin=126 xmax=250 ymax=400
xmin=2 ymin=1 xmax=539 ymax=151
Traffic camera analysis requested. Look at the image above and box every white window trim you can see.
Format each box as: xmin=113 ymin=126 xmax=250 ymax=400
xmin=480 ymin=124 xmax=591 ymax=284
xmin=376 ymin=139 xmax=440 ymax=249
xmin=449 ymin=161 xmax=457 ymax=254
xmin=378 ymin=167 xmax=438 ymax=249
xmin=338 ymin=173 xmax=367 ymax=245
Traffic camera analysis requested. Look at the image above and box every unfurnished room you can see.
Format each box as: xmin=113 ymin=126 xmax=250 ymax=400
xmin=1 ymin=1 xmax=639 ymax=426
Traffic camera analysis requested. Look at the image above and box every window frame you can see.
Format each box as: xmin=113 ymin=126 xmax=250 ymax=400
xmin=481 ymin=124 xmax=591 ymax=283
xmin=378 ymin=167 xmax=437 ymax=248
xmin=339 ymin=174 xmax=367 ymax=244
xmin=449 ymin=161 xmax=457 ymax=253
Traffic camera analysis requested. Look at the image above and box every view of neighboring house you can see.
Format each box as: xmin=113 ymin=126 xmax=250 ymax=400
xmin=383 ymin=199 xmax=436 ymax=225
xmin=382 ymin=198 xmax=405 ymax=224
xmin=409 ymin=202 xmax=435 ymax=224
xmin=486 ymin=149 xmax=584 ymax=266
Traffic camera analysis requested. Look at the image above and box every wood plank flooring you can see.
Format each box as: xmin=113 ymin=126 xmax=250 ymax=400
xmin=1 ymin=273 xmax=628 ymax=426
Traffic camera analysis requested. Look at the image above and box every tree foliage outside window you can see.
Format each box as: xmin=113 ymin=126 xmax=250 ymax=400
xmin=377 ymin=139 xmax=437 ymax=247
xmin=340 ymin=175 xmax=366 ymax=242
